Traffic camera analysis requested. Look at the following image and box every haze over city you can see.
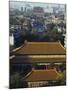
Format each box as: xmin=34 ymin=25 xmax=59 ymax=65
xmin=10 ymin=1 xmax=66 ymax=12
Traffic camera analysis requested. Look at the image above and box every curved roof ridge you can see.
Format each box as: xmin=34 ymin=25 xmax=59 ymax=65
xmin=28 ymin=42 xmax=59 ymax=44
xmin=32 ymin=69 xmax=57 ymax=72
xmin=23 ymin=70 xmax=33 ymax=80
xmin=58 ymin=41 xmax=65 ymax=50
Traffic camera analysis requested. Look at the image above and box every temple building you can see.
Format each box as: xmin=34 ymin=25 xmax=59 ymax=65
xmin=10 ymin=41 xmax=66 ymax=87
xmin=32 ymin=7 xmax=44 ymax=17
xmin=24 ymin=69 xmax=61 ymax=87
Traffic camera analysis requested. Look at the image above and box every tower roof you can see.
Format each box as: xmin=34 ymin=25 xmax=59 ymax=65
xmin=33 ymin=7 xmax=44 ymax=13
xmin=14 ymin=42 xmax=65 ymax=55
xmin=24 ymin=69 xmax=61 ymax=82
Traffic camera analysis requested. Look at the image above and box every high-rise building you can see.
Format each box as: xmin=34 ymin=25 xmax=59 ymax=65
xmin=21 ymin=7 xmax=23 ymax=12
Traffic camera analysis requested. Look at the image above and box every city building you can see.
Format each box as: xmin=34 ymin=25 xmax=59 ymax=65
xmin=24 ymin=4 xmax=32 ymax=16
xmin=21 ymin=7 xmax=23 ymax=12
xmin=44 ymin=6 xmax=53 ymax=14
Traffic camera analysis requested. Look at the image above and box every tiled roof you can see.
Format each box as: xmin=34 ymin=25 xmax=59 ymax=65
xmin=24 ymin=69 xmax=61 ymax=82
xmin=10 ymin=55 xmax=66 ymax=64
xmin=33 ymin=7 xmax=44 ymax=13
xmin=15 ymin=42 xmax=65 ymax=55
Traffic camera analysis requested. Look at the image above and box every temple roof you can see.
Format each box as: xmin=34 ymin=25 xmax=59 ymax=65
xmin=33 ymin=7 xmax=44 ymax=13
xmin=14 ymin=42 xmax=65 ymax=55
xmin=10 ymin=55 xmax=66 ymax=64
xmin=24 ymin=69 xmax=61 ymax=82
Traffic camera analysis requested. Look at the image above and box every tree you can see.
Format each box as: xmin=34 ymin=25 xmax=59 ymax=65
xmin=10 ymin=72 xmax=28 ymax=89
xmin=57 ymin=70 xmax=66 ymax=86
xmin=20 ymin=18 xmax=25 ymax=24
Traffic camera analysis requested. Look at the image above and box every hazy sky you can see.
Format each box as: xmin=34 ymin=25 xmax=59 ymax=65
xmin=9 ymin=1 xmax=66 ymax=10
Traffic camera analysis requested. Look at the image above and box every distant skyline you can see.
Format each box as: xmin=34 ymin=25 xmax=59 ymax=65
xmin=9 ymin=1 xmax=66 ymax=11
